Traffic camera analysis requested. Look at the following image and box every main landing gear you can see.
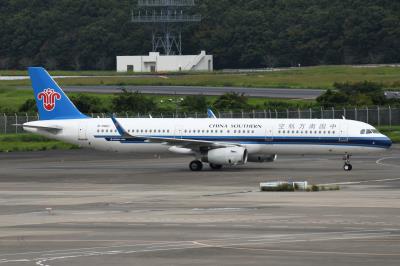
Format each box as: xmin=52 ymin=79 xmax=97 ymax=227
xmin=189 ymin=160 xmax=203 ymax=171
xmin=189 ymin=160 xmax=223 ymax=171
xmin=343 ymin=154 xmax=353 ymax=171
xmin=209 ymin=163 xmax=223 ymax=170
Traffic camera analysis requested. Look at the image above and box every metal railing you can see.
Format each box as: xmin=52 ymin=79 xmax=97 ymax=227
xmin=138 ymin=0 xmax=196 ymax=6
xmin=1 ymin=106 xmax=399 ymax=134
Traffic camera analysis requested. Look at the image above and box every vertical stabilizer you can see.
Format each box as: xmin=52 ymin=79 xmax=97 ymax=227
xmin=28 ymin=67 xmax=87 ymax=120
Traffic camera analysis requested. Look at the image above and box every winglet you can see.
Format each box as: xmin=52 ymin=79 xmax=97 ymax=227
xmin=111 ymin=116 xmax=131 ymax=138
xmin=207 ymin=108 xmax=217 ymax=119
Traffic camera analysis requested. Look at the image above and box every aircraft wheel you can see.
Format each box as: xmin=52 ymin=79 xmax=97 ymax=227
xmin=343 ymin=164 xmax=353 ymax=171
xmin=189 ymin=160 xmax=203 ymax=171
xmin=209 ymin=163 xmax=223 ymax=170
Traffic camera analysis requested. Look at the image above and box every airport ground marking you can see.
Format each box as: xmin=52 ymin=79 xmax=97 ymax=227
xmin=376 ymin=156 xmax=400 ymax=168
xmin=217 ymin=246 xmax=400 ymax=257
xmin=0 ymin=229 xmax=398 ymax=265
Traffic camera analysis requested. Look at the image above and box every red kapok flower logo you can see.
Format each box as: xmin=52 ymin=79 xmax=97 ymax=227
xmin=37 ymin=88 xmax=61 ymax=111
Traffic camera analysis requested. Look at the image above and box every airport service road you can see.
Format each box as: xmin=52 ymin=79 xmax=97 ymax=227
xmin=0 ymin=146 xmax=399 ymax=266
xmin=18 ymin=85 xmax=324 ymax=99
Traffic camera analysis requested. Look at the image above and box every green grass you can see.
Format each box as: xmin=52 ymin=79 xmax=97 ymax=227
xmin=2 ymin=65 xmax=400 ymax=89
xmin=378 ymin=126 xmax=400 ymax=143
xmin=0 ymin=134 xmax=79 ymax=152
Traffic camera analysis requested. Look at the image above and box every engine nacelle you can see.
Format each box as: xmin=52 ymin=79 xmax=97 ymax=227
xmin=203 ymin=147 xmax=248 ymax=166
xmin=247 ymin=154 xmax=277 ymax=163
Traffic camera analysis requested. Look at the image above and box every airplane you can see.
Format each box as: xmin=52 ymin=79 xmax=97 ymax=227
xmin=23 ymin=67 xmax=392 ymax=172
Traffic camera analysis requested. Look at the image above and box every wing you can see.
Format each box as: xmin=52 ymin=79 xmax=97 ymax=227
xmin=110 ymin=117 xmax=239 ymax=149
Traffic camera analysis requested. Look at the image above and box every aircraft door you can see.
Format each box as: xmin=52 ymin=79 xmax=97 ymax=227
xmin=78 ymin=122 xmax=88 ymax=140
xmin=174 ymin=125 xmax=184 ymax=139
xmin=339 ymin=121 xmax=348 ymax=142
xmin=265 ymin=126 xmax=274 ymax=142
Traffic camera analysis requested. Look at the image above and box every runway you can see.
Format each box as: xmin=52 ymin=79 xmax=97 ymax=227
xmin=0 ymin=146 xmax=399 ymax=265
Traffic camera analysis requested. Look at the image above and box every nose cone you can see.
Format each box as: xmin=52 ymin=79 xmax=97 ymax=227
xmin=383 ymin=135 xmax=392 ymax=149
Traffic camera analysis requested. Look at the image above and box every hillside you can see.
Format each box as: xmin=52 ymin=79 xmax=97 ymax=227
xmin=1 ymin=0 xmax=400 ymax=70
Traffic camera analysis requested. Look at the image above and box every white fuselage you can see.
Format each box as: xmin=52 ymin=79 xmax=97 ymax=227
xmin=24 ymin=118 xmax=392 ymax=156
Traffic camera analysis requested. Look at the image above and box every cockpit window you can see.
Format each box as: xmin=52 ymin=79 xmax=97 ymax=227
xmin=366 ymin=129 xmax=373 ymax=134
xmin=371 ymin=129 xmax=379 ymax=134
xmin=360 ymin=129 xmax=366 ymax=134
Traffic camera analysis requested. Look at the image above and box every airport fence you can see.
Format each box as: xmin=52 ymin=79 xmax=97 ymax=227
xmin=1 ymin=106 xmax=399 ymax=134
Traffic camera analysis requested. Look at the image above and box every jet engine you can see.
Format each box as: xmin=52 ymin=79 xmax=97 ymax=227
xmin=247 ymin=154 xmax=277 ymax=163
xmin=202 ymin=147 xmax=248 ymax=166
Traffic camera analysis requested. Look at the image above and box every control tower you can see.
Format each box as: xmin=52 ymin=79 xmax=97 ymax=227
xmin=131 ymin=0 xmax=201 ymax=55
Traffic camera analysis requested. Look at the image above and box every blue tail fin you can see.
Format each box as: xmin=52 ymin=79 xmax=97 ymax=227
xmin=29 ymin=67 xmax=87 ymax=120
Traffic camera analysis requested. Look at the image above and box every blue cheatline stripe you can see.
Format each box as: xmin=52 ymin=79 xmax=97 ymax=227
xmin=93 ymin=135 xmax=391 ymax=149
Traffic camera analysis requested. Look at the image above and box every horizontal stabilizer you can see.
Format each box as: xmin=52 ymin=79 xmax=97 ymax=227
xmin=21 ymin=123 xmax=63 ymax=133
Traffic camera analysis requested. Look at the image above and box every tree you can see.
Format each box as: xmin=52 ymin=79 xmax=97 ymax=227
xmin=317 ymin=81 xmax=387 ymax=107
xmin=70 ymin=94 xmax=106 ymax=113
xmin=179 ymin=95 xmax=208 ymax=112
xmin=213 ymin=93 xmax=250 ymax=111
xmin=19 ymin=99 xmax=37 ymax=113
xmin=2 ymin=0 xmax=400 ymax=69
xmin=112 ymin=89 xmax=156 ymax=113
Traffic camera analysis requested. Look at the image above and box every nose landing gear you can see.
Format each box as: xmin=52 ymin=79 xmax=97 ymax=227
xmin=343 ymin=154 xmax=353 ymax=171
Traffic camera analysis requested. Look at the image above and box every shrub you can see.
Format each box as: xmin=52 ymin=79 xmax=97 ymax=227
xmin=112 ymin=89 xmax=156 ymax=113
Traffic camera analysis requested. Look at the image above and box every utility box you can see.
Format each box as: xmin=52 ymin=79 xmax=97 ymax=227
xmin=260 ymin=181 xmax=308 ymax=192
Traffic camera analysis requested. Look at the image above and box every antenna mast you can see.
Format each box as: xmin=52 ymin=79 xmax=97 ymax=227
xmin=132 ymin=0 xmax=201 ymax=55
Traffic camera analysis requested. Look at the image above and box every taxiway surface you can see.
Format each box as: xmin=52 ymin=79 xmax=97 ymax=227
xmin=0 ymin=146 xmax=399 ymax=265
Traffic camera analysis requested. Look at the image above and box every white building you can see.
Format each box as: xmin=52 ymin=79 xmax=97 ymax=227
xmin=116 ymin=51 xmax=213 ymax=73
